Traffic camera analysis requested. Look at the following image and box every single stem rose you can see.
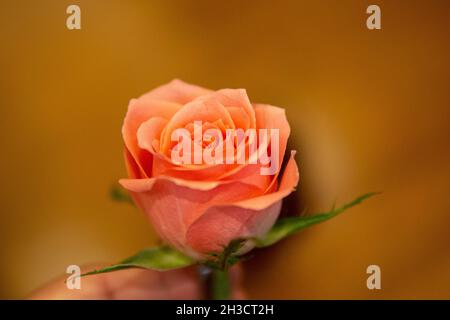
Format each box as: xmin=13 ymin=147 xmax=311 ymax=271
xmin=120 ymin=80 xmax=299 ymax=258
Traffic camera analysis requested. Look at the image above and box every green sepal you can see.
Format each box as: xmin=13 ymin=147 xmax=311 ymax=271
xmin=203 ymin=239 xmax=246 ymax=271
xmin=110 ymin=185 xmax=134 ymax=205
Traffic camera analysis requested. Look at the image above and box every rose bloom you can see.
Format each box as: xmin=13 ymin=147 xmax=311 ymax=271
xmin=120 ymin=80 xmax=299 ymax=258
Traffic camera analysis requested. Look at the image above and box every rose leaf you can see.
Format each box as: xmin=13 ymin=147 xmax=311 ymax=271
xmin=255 ymin=192 xmax=379 ymax=248
xmin=81 ymin=246 xmax=195 ymax=277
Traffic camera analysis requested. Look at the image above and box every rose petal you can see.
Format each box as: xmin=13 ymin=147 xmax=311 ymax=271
xmin=157 ymin=101 xmax=289 ymax=185
xmin=226 ymin=106 xmax=250 ymax=130
xmin=221 ymin=163 xmax=272 ymax=191
xmin=159 ymin=95 xmax=235 ymax=154
xmin=124 ymin=147 xmax=142 ymax=179
xmin=185 ymin=152 xmax=299 ymax=253
xmin=214 ymin=89 xmax=256 ymax=129
xmin=122 ymin=99 xmax=181 ymax=177
xmin=185 ymin=201 xmax=282 ymax=254
xmin=137 ymin=117 xmax=168 ymax=154
xmin=119 ymin=176 xmax=265 ymax=256
xmin=139 ymin=79 xmax=212 ymax=105
xmin=253 ymin=103 xmax=291 ymax=192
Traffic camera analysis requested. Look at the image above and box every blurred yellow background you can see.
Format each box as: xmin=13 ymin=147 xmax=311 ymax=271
xmin=1 ymin=0 xmax=449 ymax=299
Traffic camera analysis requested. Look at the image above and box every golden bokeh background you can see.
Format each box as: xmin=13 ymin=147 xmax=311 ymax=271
xmin=1 ymin=0 xmax=449 ymax=299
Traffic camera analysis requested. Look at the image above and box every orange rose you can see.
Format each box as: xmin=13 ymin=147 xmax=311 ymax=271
xmin=120 ymin=80 xmax=299 ymax=258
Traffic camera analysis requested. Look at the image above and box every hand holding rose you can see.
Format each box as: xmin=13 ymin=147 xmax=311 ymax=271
xmin=76 ymin=80 xmax=374 ymax=300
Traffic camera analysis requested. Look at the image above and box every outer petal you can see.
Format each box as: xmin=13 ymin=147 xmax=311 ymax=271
xmin=185 ymin=201 xmax=282 ymax=255
xmin=119 ymin=176 xmax=265 ymax=257
xmin=220 ymin=162 xmax=272 ymax=191
xmin=122 ymin=79 xmax=211 ymax=177
xmin=253 ymin=103 xmax=291 ymax=192
xmin=185 ymin=152 xmax=299 ymax=254
xmin=139 ymin=79 xmax=212 ymax=105
xmin=124 ymin=147 xmax=142 ymax=179
xmin=122 ymin=99 xmax=181 ymax=177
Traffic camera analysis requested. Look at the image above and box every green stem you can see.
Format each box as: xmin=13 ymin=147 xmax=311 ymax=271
xmin=211 ymin=269 xmax=230 ymax=300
